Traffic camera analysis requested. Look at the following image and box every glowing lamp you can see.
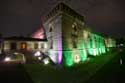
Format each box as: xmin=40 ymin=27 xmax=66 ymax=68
xmin=4 ymin=57 xmax=11 ymax=62
xmin=38 ymin=57 xmax=42 ymax=60
xmin=74 ymin=54 xmax=81 ymax=63
xmin=43 ymin=58 xmax=49 ymax=65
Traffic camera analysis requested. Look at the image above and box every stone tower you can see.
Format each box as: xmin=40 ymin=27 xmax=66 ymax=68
xmin=42 ymin=3 xmax=87 ymax=66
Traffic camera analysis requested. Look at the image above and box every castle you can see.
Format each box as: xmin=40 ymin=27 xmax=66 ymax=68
xmin=0 ymin=3 xmax=116 ymax=66
xmin=32 ymin=3 xmax=116 ymax=66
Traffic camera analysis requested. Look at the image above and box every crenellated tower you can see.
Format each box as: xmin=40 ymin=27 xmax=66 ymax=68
xmin=42 ymin=2 xmax=86 ymax=66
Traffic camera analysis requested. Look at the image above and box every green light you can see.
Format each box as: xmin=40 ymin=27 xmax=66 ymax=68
xmin=78 ymin=40 xmax=87 ymax=62
xmin=62 ymin=29 xmax=116 ymax=67
xmin=88 ymin=48 xmax=93 ymax=55
xmin=63 ymin=51 xmax=73 ymax=66
xmin=93 ymin=48 xmax=99 ymax=56
xmin=93 ymin=49 xmax=97 ymax=56
xmin=80 ymin=49 xmax=87 ymax=62
xmin=86 ymin=33 xmax=107 ymax=56
xmin=99 ymin=48 xmax=102 ymax=54
xmin=73 ymin=53 xmax=81 ymax=63
xmin=107 ymin=48 xmax=110 ymax=51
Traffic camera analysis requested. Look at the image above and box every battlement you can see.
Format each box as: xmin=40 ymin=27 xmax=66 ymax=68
xmin=42 ymin=2 xmax=84 ymax=23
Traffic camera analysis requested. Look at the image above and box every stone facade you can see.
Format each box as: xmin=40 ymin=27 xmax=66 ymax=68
xmin=42 ymin=3 xmax=87 ymax=65
xmin=42 ymin=3 xmax=116 ymax=66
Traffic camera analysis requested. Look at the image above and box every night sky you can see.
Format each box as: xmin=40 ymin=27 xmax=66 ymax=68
xmin=0 ymin=0 xmax=125 ymax=38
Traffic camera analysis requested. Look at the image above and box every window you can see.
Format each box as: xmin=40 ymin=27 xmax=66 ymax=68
xmin=41 ymin=43 xmax=44 ymax=49
xmin=49 ymin=24 xmax=53 ymax=49
xmin=71 ymin=23 xmax=78 ymax=48
xmin=20 ymin=42 xmax=27 ymax=50
xmin=49 ymin=27 xmax=53 ymax=32
xmin=10 ymin=42 xmax=17 ymax=50
xmin=49 ymin=39 xmax=53 ymax=49
xmin=34 ymin=43 xmax=38 ymax=49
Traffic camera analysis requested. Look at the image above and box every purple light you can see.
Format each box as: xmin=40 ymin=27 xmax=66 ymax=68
xmin=32 ymin=24 xmax=46 ymax=39
xmin=57 ymin=34 xmax=62 ymax=64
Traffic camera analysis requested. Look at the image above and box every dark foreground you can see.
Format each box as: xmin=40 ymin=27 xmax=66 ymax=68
xmin=0 ymin=64 xmax=33 ymax=83
xmin=0 ymin=48 xmax=125 ymax=83
xmin=25 ymin=48 xmax=125 ymax=83
xmin=86 ymin=48 xmax=125 ymax=83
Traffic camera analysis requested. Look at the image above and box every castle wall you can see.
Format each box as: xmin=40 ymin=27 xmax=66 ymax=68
xmin=62 ymin=13 xmax=87 ymax=66
xmin=43 ymin=14 xmax=62 ymax=64
xmin=42 ymin=3 xmax=116 ymax=66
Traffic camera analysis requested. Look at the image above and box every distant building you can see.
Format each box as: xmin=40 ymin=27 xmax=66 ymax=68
xmin=2 ymin=36 xmax=47 ymax=53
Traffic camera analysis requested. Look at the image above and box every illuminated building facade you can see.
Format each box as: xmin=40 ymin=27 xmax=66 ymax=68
xmin=2 ymin=36 xmax=47 ymax=53
xmin=32 ymin=3 xmax=116 ymax=66
xmin=0 ymin=3 xmax=116 ymax=66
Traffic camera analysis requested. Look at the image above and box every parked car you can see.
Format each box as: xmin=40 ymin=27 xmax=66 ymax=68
xmin=3 ymin=52 xmax=26 ymax=64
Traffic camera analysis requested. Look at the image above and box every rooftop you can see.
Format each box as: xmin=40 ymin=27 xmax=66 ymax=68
xmin=4 ymin=36 xmax=47 ymax=42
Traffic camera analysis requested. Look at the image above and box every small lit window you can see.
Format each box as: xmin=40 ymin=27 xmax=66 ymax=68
xmin=44 ymin=43 xmax=48 ymax=49
xmin=20 ymin=42 xmax=27 ymax=49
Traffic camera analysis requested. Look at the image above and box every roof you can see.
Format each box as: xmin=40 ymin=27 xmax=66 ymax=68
xmin=4 ymin=36 xmax=47 ymax=42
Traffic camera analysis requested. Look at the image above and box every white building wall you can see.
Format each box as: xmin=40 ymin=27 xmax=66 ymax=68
xmin=43 ymin=14 xmax=62 ymax=64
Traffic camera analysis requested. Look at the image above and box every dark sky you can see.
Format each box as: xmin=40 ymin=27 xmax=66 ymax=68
xmin=0 ymin=0 xmax=125 ymax=38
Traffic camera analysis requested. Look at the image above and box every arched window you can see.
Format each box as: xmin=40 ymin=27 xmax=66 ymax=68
xmin=49 ymin=24 xmax=54 ymax=49
xmin=49 ymin=27 xmax=53 ymax=32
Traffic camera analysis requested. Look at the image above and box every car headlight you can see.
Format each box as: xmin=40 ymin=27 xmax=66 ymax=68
xmin=4 ymin=57 xmax=11 ymax=62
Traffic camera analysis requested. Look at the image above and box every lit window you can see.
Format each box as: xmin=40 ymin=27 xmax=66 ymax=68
xmin=44 ymin=43 xmax=48 ymax=49
xmin=20 ymin=42 xmax=27 ymax=49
